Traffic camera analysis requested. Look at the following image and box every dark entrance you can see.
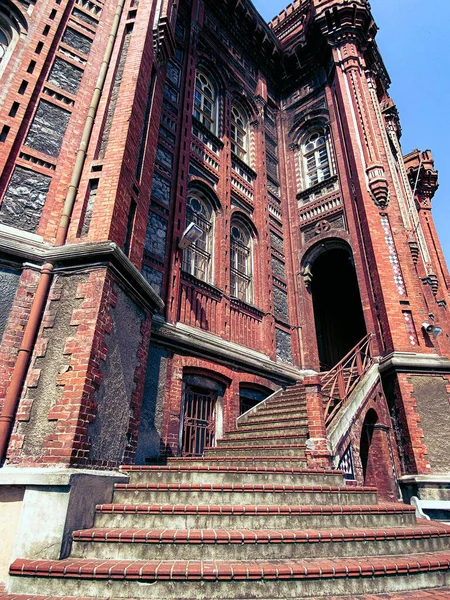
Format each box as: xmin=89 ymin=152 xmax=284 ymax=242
xmin=311 ymin=247 xmax=366 ymax=370
xmin=239 ymin=386 xmax=271 ymax=415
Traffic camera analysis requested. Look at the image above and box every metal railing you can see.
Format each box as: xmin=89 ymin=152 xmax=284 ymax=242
xmin=321 ymin=333 xmax=374 ymax=428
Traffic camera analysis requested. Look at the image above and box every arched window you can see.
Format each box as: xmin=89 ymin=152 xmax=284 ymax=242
xmin=230 ymin=220 xmax=252 ymax=303
xmin=302 ymin=130 xmax=331 ymax=188
xmin=231 ymin=103 xmax=248 ymax=161
xmin=0 ymin=6 xmax=26 ymax=78
xmin=193 ymin=71 xmax=216 ymax=133
xmin=182 ymin=194 xmax=214 ymax=282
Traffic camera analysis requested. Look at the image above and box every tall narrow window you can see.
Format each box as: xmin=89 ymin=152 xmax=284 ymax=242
xmin=182 ymin=194 xmax=213 ymax=282
xmin=231 ymin=103 xmax=248 ymax=161
xmin=230 ymin=221 xmax=252 ymax=303
xmin=303 ymin=130 xmax=331 ymax=188
xmin=193 ymin=71 xmax=216 ymax=133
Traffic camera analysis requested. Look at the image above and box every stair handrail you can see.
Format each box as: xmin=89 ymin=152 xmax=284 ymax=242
xmin=321 ymin=333 xmax=374 ymax=428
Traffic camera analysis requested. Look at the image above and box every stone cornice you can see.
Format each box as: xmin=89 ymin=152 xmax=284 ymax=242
xmin=0 ymin=226 xmax=164 ymax=314
xmin=379 ymin=351 xmax=450 ymax=375
xmin=151 ymin=317 xmax=315 ymax=384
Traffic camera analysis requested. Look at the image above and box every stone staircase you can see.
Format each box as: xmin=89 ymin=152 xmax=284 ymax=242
xmin=6 ymin=382 xmax=450 ymax=598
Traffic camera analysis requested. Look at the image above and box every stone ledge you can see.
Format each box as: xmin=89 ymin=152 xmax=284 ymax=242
xmin=399 ymin=475 xmax=450 ymax=485
xmin=379 ymin=351 xmax=450 ymax=374
xmin=0 ymin=467 xmax=128 ymax=487
xmin=152 ymin=318 xmax=315 ymax=384
xmin=0 ymin=228 xmax=164 ymax=314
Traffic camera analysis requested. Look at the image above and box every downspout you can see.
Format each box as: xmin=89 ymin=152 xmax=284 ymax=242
xmin=0 ymin=0 xmax=126 ymax=463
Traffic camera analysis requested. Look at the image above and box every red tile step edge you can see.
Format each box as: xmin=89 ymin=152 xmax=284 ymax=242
xmin=95 ymin=503 xmax=415 ymax=515
xmin=9 ymin=552 xmax=450 ymax=581
xmin=121 ymin=465 xmax=342 ymax=474
xmin=114 ymin=482 xmax=377 ymax=493
xmin=72 ymin=522 xmax=450 ymax=544
xmin=168 ymin=460 xmax=312 ymax=464
xmin=238 ymin=418 xmax=308 ymax=427
xmin=205 ymin=443 xmax=308 ymax=451
xmin=3 ymin=590 xmax=450 ymax=600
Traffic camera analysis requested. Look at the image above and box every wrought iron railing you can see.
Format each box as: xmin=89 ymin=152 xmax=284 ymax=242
xmin=321 ymin=333 xmax=374 ymax=428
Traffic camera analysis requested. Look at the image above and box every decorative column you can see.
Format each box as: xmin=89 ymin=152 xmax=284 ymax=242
xmin=303 ymin=376 xmax=332 ymax=469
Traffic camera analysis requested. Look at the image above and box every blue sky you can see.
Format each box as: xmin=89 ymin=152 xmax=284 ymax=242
xmin=254 ymin=0 xmax=450 ymax=265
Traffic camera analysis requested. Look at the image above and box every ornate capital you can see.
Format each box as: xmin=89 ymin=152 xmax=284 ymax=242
xmin=404 ymin=149 xmax=439 ymax=207
xmin=366 ymin=164 xmax=390 ymax=209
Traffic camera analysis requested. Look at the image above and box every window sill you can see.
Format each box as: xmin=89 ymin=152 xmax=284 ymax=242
xmin=231 ymin=152 xmax=257 ymax=180
xmin=192 ymin=117 xmax=224 ymax=149
xmin=180 ymin=270 xmax=223 ymax=299
xmin=230 ymin=296 xmax=264 ymax=319
xmin=296 ymin=174 xmax=338 ymax=201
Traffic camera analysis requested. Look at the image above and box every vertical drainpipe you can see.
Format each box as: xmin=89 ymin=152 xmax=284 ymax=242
xmin=0 ymin=0 xmax=127 ymax=464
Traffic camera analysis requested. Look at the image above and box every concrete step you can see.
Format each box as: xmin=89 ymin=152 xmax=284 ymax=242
xmin=70 ymin=523 xmax=450 ymax=561
xmin=5 ymin=586 xmax=450 ymax=600
xmin=168 ymin=456 xmax=309 ymax=468
xmin=262 ymin=395 xmax=306 ymax=406
xmin=204 ymin=444 xmax=307 ymax=457
xmin=120 ymin=465 xmax=344 ymax=486
xmin=92 ymin=502 xmax=417 ymax=530
xmin=236 ymin=417 xmax=308 ymax=430
xmin=111 ymin=482 xmax=378 ymax=506
xmin=9 ymin=552 xmax=450 ymax=598
xmin=216 ymin=433 xmax=308 ymax=446
xmin=258 ymin=397 xmax=306 ymax=409
xmin=244 ymin=406 xmax=307 ymax=420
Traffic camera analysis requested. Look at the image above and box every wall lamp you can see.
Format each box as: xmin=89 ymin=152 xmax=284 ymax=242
xmin=422 ymin=322 xmax=443 ymax=340
xmin=178 ymin=222 xmax=203 ymax=249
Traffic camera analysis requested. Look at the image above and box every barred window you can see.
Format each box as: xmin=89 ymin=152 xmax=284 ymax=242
xmin=303 ymin=130 xmax=331 ymax=188
xmin=193 ymin=71 xmax=216 ymax=133
xmin=182 ymin=194 xmax=213 ymax=282
xmin=230 ymin=221 xmax=252 ymax=303
xmin=231 ymin=103 xmax=248 ymax=161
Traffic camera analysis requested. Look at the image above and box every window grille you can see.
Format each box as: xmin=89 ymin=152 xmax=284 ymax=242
xmin=230 ymin=222 xmax=252 ymax=303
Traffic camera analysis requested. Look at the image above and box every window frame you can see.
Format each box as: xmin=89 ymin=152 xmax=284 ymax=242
xmin=193 ymin=71 xmax=217 ymax=134
xmin=231 ymin=103 xmax=248 ymax=162
xmin=302 ymin=130 xmax=332 ymax=189
xmin=230 ymin=220 xmax=253 ymax=304
xmin=182 ymin=193 xmax=214 ymax=283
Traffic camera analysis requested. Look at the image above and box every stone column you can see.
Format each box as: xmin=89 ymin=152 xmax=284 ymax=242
xmin=303 ymin=376 xmax=332 ymax=469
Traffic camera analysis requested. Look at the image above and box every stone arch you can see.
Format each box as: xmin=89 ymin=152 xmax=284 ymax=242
xmin=229 ymin=209 xmax=258 ymax=239
xmin=360 ymin=408 xmax=378 ymax=483
xmin=301 ymin=238 xmax=366 ymax=370
xmin=359 ymin=406 xmax=398 ymax=500
xmin=188 ymin=178 xmax=222 ymax=212
xmin=0 ymin=0 xmax=28 ymax=79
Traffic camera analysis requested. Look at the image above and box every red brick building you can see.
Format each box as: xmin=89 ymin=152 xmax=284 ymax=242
xmin=0 ymin=0 xmax=450 ymax=596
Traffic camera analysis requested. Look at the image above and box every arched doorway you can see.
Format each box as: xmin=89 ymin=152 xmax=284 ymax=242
xmin=180 ymin=374 xmax=225 ymax=457
xmin=309 ymin=244 xmax=366 ymax=370
xmin=360 ymin=408 xmax=378 ymax=485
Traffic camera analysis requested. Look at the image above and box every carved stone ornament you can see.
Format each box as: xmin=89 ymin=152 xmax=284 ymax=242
xmin=302 ymin=263 xmax=313 ymax=290
xmin=366 ymin=164 xmax=390 ymax=209
xmin=314 ymin=220 xmax=331 ymax=235
xmin=421 ymin=273 xmax=439 ymax=297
